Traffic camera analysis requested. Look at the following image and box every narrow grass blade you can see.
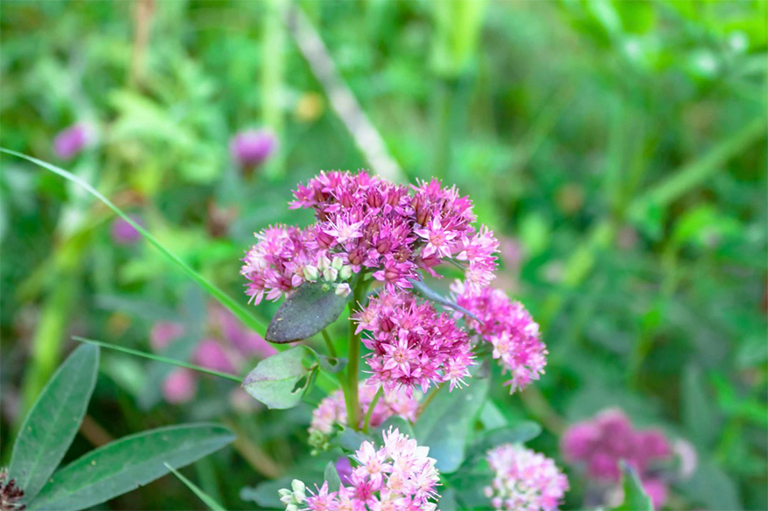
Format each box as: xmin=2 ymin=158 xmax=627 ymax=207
xmin=0 ymin=148 xmax=267 ymax=336
xmin=73 ymin=336 xmax=241 ymax=383
xmin=163 ymin=463 xmax=226 ymax=511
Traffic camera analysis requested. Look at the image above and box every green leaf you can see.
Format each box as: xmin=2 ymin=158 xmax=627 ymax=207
xmin=682 ymin=364 xmax=719 ymax=449
xmin=373 ymin=415 xmax=416 ymax=440
xmin=462 ymin=422 xmax=542 ymax=467
xmin=614 ymin=461 xmax=653 ymax=511
xmin=0 ymin=149 xmax=267 ymax=337
xmin=242 ymin=346 xmax=315 ymax=409
xmin=336 ymin=427 xmax=374 ymax=452
xmin=9 ymin=344 xmax=99 ymax=503
xmin=163 ymin=463 xmax=226 ymax=511
xmin=678 ymin=458 xmax=741 ymax=511
xmin=30 ymin=423 xmax=235 ymax=511
xmin=324 ymin=461 xmax=341 ymax=493
xmin=266 ymin=281 xmax=350 ymax=343
xmin=409 ymin=279 xmax=480 ymax=321
xmin=414 ymin=378 xmax=489 ymax=473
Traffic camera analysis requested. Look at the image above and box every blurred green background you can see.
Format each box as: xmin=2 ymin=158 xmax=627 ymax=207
xmin=1 ymin=1 xmax=766 ymax=509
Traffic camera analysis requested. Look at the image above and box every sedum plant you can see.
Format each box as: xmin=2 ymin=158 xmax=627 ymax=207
xmin=1 ymin=149 xmax=656 ymax=510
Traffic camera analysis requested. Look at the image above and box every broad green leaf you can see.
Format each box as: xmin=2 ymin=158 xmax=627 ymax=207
xmin=0 ymin=149 xmax=267 ymax=337
xmin=9 ymin=344 xmax=99 ymax=503
xmin=242 ymin=346 xmax=315 ymax=409
xmin=415 ymin=378 xmax=489 ymax=473
xmin=163 ymin=463 xmax=226 ymax=511
xmin=462 ymin=421 xmax=542 ymax=467
xmin=240 ymin=479 xmax=287 ymax=509
xmin=614 ymin=461 xmax=653 ymax=511
xmin=678 ymin=458 xmax=741 ymax=511
xmin=682 ymin=364 xmax=718 ymax=449
xmin=336 ymin=427 xmax=374 ymax=452
xmin=30 ymin=423 xmax=235 ymax=511
xmin=374 ymin=416 xmax=416 ymax=440
xmin=266 ymin=281 xmax=350 ymax=343
xmin=324 ymin=461 xmax=341 ymax=493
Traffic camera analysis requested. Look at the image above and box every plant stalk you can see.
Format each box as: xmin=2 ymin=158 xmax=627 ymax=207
xmin=362 ymin=386 xmax=384 ymax=433
xmin=345 ymin=281 xmax=369 ymax=430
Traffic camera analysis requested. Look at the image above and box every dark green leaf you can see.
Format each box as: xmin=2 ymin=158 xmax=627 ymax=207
xmin=614 ymin=461 xmax=653 ymax=511
xmin=30 ymin=424 xmax=235 ymax=511
xmin=414 ymin=378 xmax=489 ymax=473
xmin=242 ymin=346 xmax=315 ymax=409
xmin=682 ymin=364 xmax=718 ymax=449
xmin=266 ymin=281 xmax=350 ymax=343
xmin=9 ymin=344 xmax=99 ymax=503
xmin=240 ymin=479 xmax=286 ymax=509
xmin=324 ymin=461 xmax=341 ymax=493
xmin=163 ymin=463 xmax=226 ymax=511
xmin=678 ymin=458 xmax=741 ymax=511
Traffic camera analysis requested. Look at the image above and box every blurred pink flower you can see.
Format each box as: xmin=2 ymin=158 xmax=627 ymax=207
xmin=229 ymin=129 xmax=277 ymax=168
xmin=110 ymin=215 xmax=143 ymax=245
xmin=162 ymin=369 xmax=197 ymax=404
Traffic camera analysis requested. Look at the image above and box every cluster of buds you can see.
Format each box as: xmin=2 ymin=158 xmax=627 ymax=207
xmin=302 ymin=254 xmax=353 ymax=297
xmin=278 ymin=479 xmax=307 ymax=511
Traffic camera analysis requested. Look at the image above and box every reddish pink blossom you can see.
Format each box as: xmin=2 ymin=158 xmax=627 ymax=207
xmin=452 ymin=280 xmax=547 ymax=393
xmin=355 ymin=290 xmax=474 ymax=395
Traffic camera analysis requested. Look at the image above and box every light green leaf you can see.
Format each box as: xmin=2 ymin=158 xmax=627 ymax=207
xmin=0 ymin=149 xmax=266 ymax=337
xmin=462 ymin=421 xmax=542 ymax=467
xmin=30 ymin=424 xmax=235 ymax=511
xmin=242 ymin=346 xmax=315 ymax=409
xmin=163 ymin=463 xmax=226 ymax=511
xmin=324 ymin=461 xmax=341 ymax=493
xmin=9 ymin=344 xmax=99 ymax=503
xmin=415 ymin=379 xmax=489 ymax=473
xmin=614 ymin=461 xmax=653 ymax=511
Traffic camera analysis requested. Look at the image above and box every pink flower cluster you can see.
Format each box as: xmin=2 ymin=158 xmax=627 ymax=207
xmin=354 ymin=290 xmax=474 ymax=395
xmin=152 ymin=304 xmax=276 ymax=405
xmin=484 ymin=443 xmax=568 ymax=511
xmin=452 ymin=280 xmax=547 ymax=393
xmin=560 ymin=409 xmax=673 ymax=508
xmin=308 ymin=381 xmax=421 ymax=452
xmin=241 ymin=171 xmax=498 ymax=305
xmin=282 ymin=428 xmax=441 ymax=511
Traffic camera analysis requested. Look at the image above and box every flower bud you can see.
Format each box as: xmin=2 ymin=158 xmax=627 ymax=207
xmin=303 ymin=265 xmax=319 ymax=282
xmin=54 ymin=122 xmax=95 ymax=160
xmin=323 ymin=267 xmax=338 ymax=282
xmin=335 ymin=283 xmax=351 ymax=297
xmin=339 ymin=265 xmax=352 ymax=280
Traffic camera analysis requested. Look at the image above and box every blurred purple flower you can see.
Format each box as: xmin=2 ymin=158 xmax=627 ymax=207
xmin=334 ymin=456 xmax=353 ymax=486
xmin=111 ymin=215 xmax=143 ymax=245
xmin=211 ymin=303 xmax=276 ymax=359
xmin=54 ymin=122 xmax=94 ymax=160
xmin=149 ymin=321 xmax=184 ymax=352
xmin=229 ymin=128 xmax=277 ymax=168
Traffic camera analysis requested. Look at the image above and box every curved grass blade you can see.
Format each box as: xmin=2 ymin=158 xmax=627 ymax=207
xmin=163 ymin=463 xmax=226 ymax=511
xmin=74 ymin=337 xmax=241 ymax=383
xmin=9 ymin=344 xmax=99 ymax=504
xmin=0 ymin=148 xmax=266 ymax=336
xmin=29 ymin=424 xmax=235 ymax=511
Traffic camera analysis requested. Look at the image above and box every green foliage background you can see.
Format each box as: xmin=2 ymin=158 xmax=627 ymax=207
xmin=1 ymin=1 xmax=765 ymax=509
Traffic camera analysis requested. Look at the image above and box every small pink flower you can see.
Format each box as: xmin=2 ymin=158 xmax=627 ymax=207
xmin=162 ymin=369 xmax=197 ymax=404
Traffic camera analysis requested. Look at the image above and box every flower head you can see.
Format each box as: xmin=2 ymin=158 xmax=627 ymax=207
xmin=485 ymin=444 xmax=568 ymax=511
xmin=230 ymin=128 xmax=277 ymax=168
xmin=355 ymin=290 xmax=474 ymax=395
xmin=284 ymin=428 xmax=440 ymax=511
xmin=452 ymin=281 xmax=547 ymax=393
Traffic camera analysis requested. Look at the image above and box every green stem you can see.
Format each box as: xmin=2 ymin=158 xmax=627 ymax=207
xmin=322 ymin=329 xmax=337 ymax=358
xmin=261 ymin=0 xmax=287 ymax=179
xmin=362 ymin=386 xmax=384 ymax=433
